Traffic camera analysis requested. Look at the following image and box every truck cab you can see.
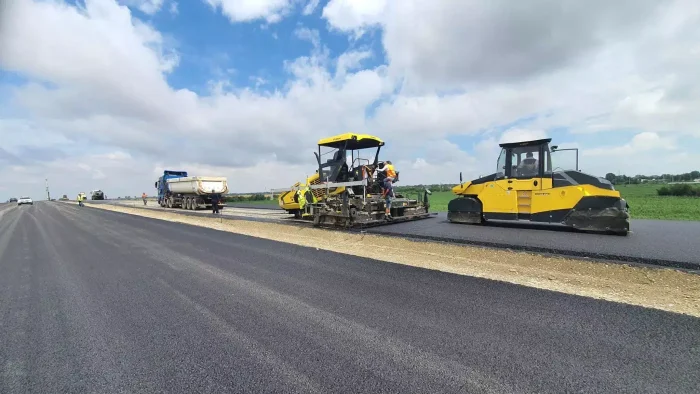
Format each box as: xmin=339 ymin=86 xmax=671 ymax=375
xmin=155 ymin=170 xmax=188 ymax=206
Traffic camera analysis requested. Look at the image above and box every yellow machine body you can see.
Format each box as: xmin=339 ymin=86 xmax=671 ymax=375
xmin=448 ymin=138 xmax=630 ymax=235
xmin=277 ymin=132 xmax=432 ymax=227
xmin=278 ymin=133 xmax=383 ymax=216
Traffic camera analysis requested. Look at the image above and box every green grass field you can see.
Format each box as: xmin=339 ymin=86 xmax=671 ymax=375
xmin=234 ymin=183 xmax=700 ymax=221
xmin=613 ymin=183 xmax=700 ymax=221
xmin=229 ymin=199 xmax=279 ymax=207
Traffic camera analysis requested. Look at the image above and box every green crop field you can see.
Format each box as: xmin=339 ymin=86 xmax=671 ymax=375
xmin=231 ymin=183 xmax=700 ymax=221
xmin=613 ymin=183 xmax=700 ymax=221
xmin=228 ymin=198 xmax=279 ymax=207
xmin=419 ymin=183 xmax=700 ymax=221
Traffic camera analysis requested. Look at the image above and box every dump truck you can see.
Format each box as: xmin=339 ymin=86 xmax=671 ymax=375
xmin=91 ymin=190 xmax=105 ymax=200
xmin=277 ymin=133 xmax=434 ymax=228
xmin=155 ymin=170 xmax=228 ymax=210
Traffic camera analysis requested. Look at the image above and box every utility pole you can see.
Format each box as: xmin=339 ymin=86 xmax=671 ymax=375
xmin=45 ymin=178 xmax=51 ymax=201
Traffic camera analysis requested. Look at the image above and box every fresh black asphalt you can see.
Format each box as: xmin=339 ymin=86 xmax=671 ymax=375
xmin=225 ymin=202 xmax=700 ymax=270
xmin=366 ymin=213 xmax=700 ymax=270
xmin=1 ymin=201 xmax=699 ymax=393
xmin=99 ymin=200 xmax=700 ymax=270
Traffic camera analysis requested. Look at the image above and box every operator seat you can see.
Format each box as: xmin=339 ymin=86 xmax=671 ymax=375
xmin=518 ymin=157 xmax=538 ymax=177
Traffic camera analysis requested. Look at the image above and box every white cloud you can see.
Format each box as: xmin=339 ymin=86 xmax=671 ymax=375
xmin=324 ymin=0 xmax=700 ymax=140
xmin=119 ymin=0 xmax=165 ymax=15
xmin=302 ymin=0 xmax=319 ymax=15
xmin=335 ymin=50 xmax=372 ymax=79
xmin=204 ymin=0 xmax=319 ymax=24
xmin=586 ymin=132 xmax=677 ymax=158
xmin=1 ymin=0 xmax=700 ymax=201
xmin=322 ymin=0 xmax=386 ymax=38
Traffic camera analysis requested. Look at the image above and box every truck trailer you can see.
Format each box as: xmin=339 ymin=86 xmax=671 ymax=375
xmin=155 ymin=170 xmax=228 ymax=210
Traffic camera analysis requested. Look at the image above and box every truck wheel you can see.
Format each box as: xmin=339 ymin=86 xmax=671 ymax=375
xmin=191 ymin=199 xmax=198 ymax=210
xmin=185 ymin=198 xmax=192 ymax=210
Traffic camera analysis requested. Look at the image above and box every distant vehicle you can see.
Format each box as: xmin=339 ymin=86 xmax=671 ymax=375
xmin=155 ymin=170 xmax=228 ymax=210
xmin=91 ymin=190 xmax=105 ymax=200
xmin=17 ymin=197 xmax=33 ymax=206
xmin=9 ymin=197 xmax=17 ymax=203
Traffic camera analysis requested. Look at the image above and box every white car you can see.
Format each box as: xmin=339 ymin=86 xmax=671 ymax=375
xmin=17 ymin=196 xmax=33 ymax=206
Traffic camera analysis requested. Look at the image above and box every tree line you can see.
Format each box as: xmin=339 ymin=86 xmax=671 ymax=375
xmin=604 ymin=171 xmax=700 ymax=185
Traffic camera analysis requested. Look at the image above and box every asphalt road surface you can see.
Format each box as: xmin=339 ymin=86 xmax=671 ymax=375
xmin=96 ymin=200 xmax=700 ymax=269
xmin=367 ymin=213 xmax=700 ymax=269
xmin=2 ymin=202 xmax=698 ymax=393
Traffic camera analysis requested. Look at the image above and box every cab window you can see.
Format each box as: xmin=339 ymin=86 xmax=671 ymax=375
xmin=496 ymin=148 xmax=507 ymax=179
xmin=511 ymin=146 xmax=541 ymax=179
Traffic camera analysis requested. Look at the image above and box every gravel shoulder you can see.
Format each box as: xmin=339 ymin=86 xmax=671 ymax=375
xmin=84 ymin=202 xmax=700 ymax=318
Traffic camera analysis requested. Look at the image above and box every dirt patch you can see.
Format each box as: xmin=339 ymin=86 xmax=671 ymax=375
xmin=86 ymin=202 xmax=700 ymax=318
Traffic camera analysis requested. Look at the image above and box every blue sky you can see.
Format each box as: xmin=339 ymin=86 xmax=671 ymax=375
xmin=149 ymin=0 xmax=385 ymax=94
xmin=0 ymin=0 xmax=699 ymax=199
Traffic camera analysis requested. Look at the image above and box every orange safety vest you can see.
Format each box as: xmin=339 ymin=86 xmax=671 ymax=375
xmin=386 ymin=164 xmax=396 ymax=178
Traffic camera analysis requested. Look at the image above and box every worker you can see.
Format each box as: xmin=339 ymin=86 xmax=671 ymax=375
xmin=211 ymin=190 xmax=220 ymax=214
xmin=297 ymin=186 xmax=307 ymax=215
xmin=142 ymin=192 xmax=147 ymax=206
xmin=77 ymin=193 xmax=84 ymax=207
xmin=296 ymin=183 xmax=316 ymax=217
xmin=377 ymin=161 xmax=396 ymax=188
xmin=377 ymin=161 xmax=396 ymax=219
xmin=518 ymin=152 xmax=538 ymax=176
xmin=382 ymin=177 xmax=394 ymax=220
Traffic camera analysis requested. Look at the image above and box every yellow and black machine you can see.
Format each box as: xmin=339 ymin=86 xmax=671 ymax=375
xmin=448 ymin=138 xmax=630 ymax=235
xmin=278 ymin=133 xmax=434 ymax=228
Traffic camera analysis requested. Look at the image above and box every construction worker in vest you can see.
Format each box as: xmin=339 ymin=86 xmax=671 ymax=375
xmin=377 ymin=161 xmax=396 ymax=219
xmin=297 ymin=186 xmax=307 ymax=216
xmin=378 ymin=161 xmax=396 ymax=187
xmin=77 ymin=193 xmax=83 ymax=207
xmin=297 ymin=182 xmax=315 ymax=217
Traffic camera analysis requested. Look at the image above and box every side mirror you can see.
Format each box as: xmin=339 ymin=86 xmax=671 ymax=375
xmin=459 ymin=172 xmax=463 ymax=183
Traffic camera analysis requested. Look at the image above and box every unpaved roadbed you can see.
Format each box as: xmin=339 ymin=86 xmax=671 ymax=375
xmin=85 ymin=202 xmax=700 ymax=317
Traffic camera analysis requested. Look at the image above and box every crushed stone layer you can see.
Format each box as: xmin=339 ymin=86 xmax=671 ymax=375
xmin=85 ymin=202 xmax=700 ymax=318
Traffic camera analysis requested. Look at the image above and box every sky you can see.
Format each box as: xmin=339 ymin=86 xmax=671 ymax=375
xmin=1 ymin=0 xmax=699 ymax=200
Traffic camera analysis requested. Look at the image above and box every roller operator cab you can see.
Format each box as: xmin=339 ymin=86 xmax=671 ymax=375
xmin=448 ymin=138 xmax=630 ymax=235
xmin=278 ymin=132 xmax=432 ymax=227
